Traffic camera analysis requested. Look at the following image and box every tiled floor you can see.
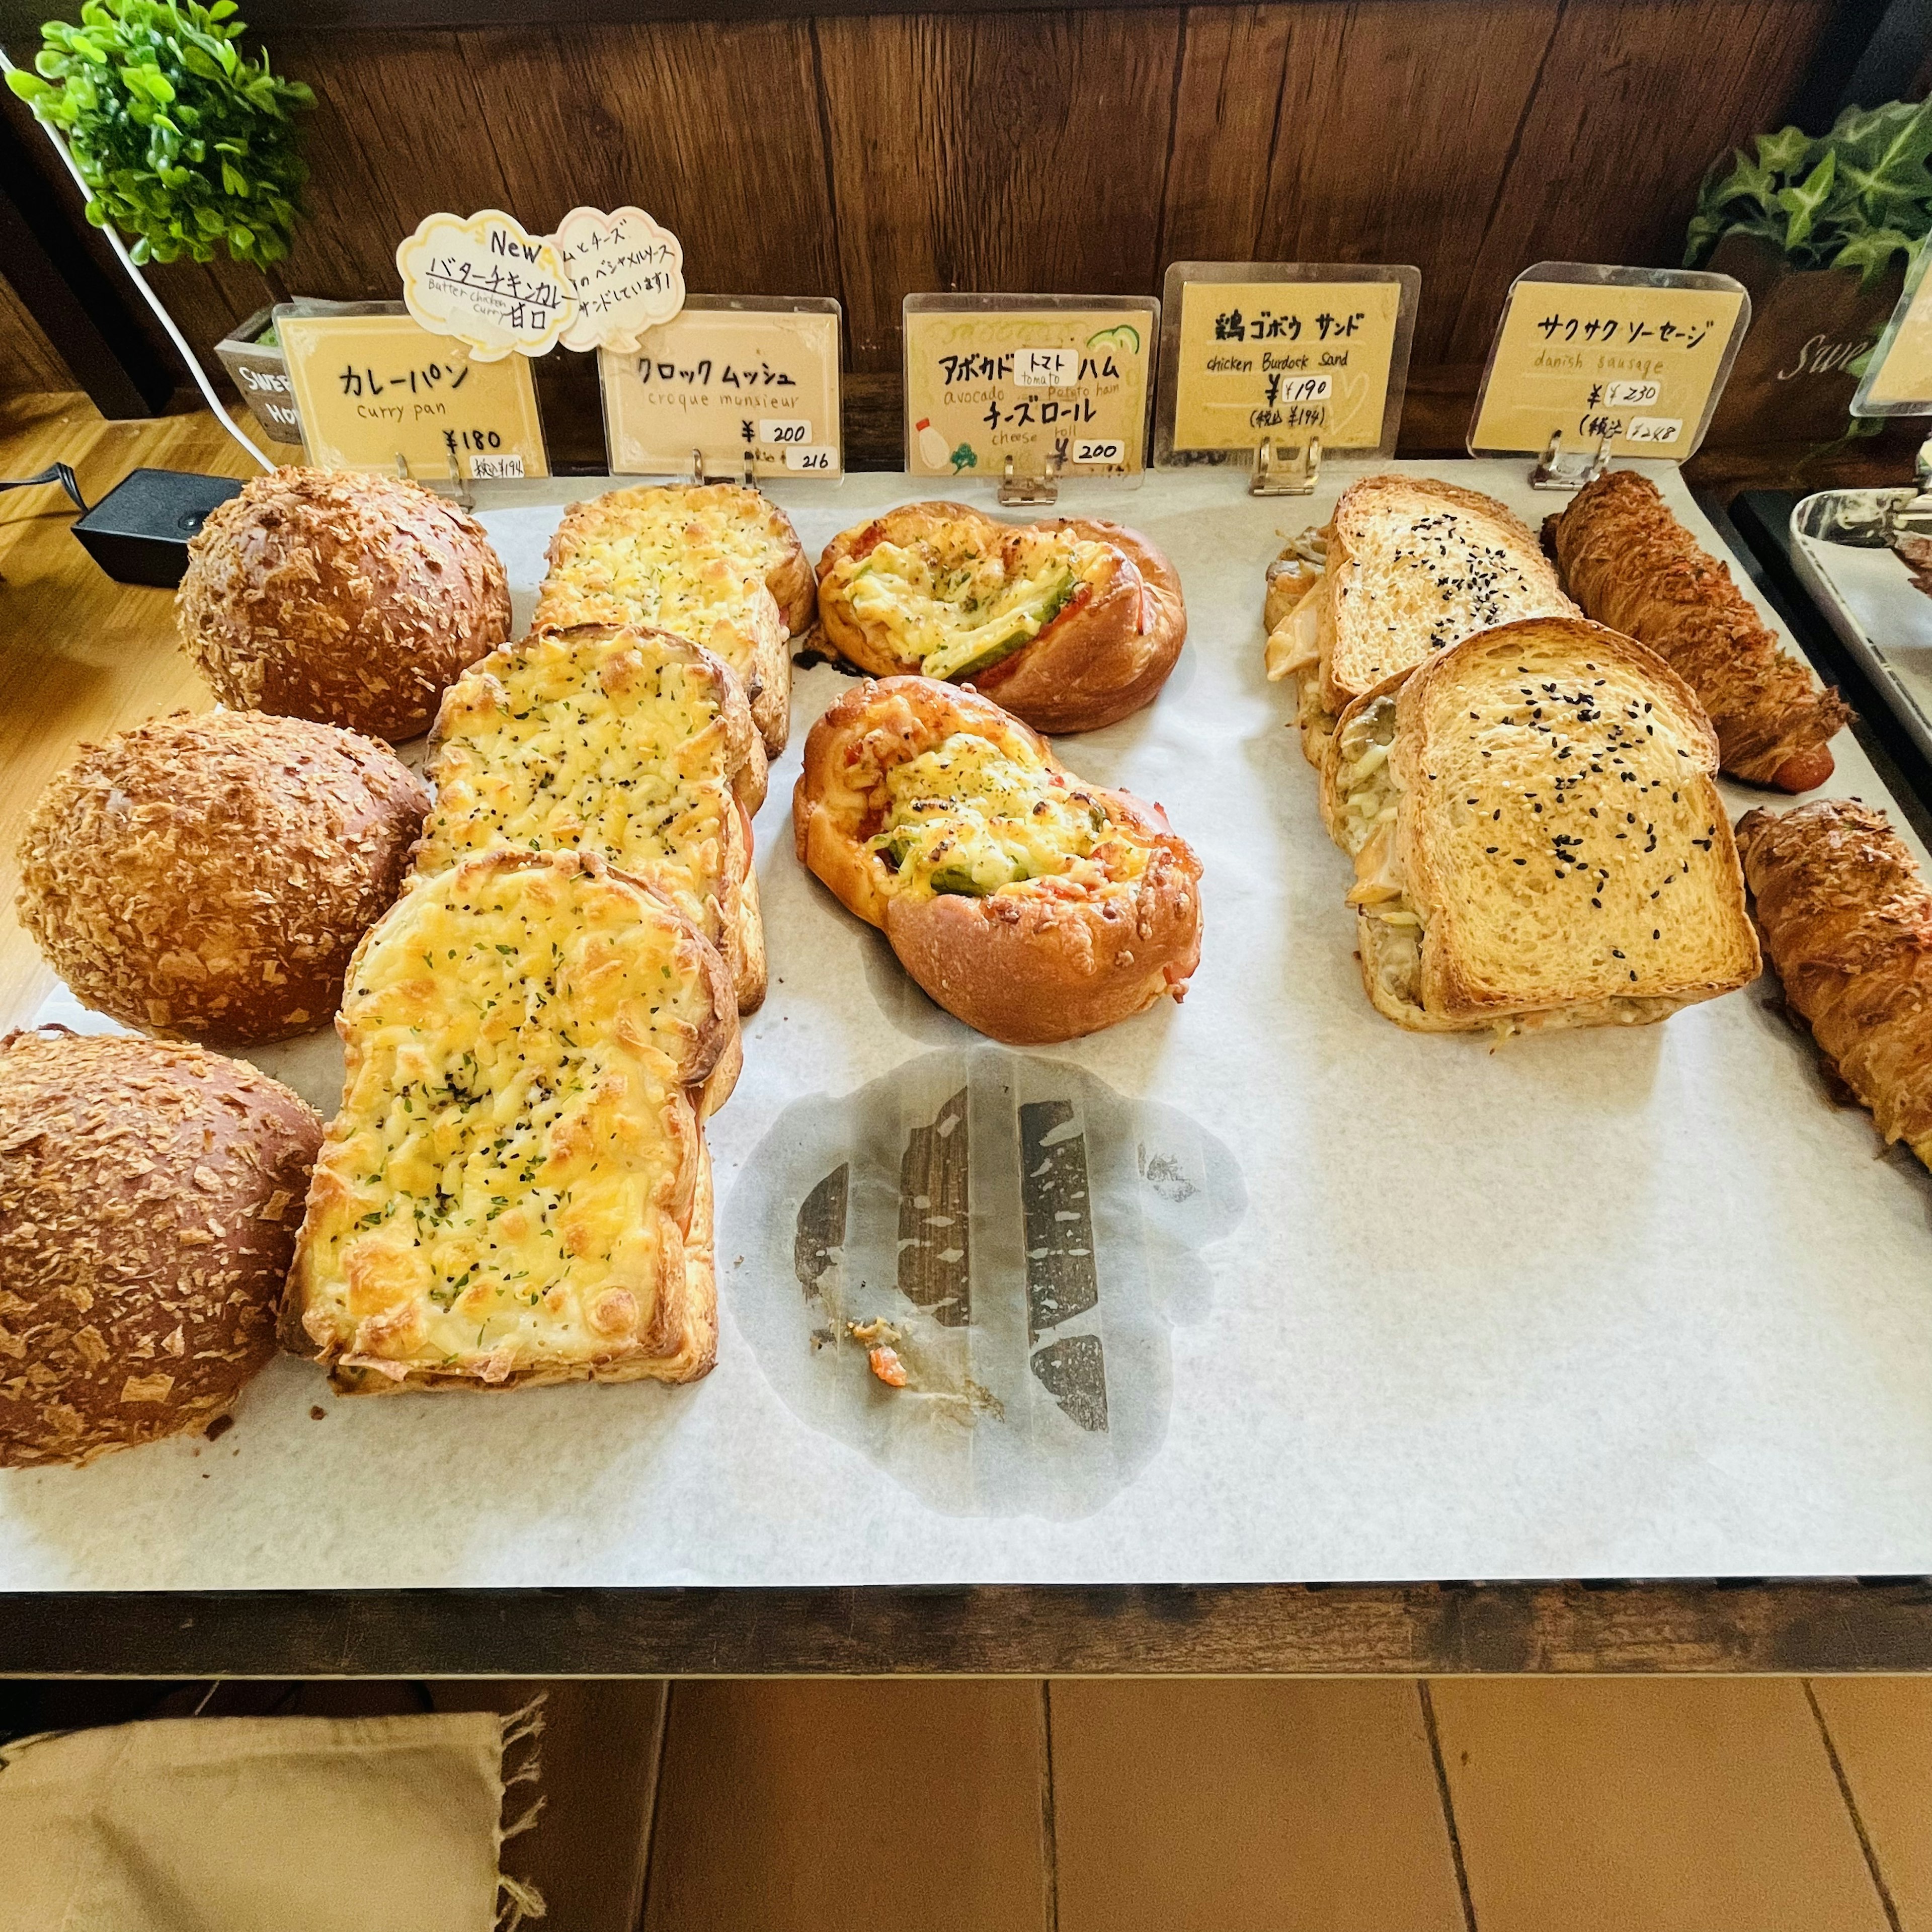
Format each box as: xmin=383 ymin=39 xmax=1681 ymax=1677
xmin=639 ymin=1676 xmax=1929 ymax=1932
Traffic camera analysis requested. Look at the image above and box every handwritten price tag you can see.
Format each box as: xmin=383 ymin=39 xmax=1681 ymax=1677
xmin=1468 ymin=264 xmax=1748 ymax=461
xmin=555 ymin=205 xmax=684 ymax=354
xmin=599 ymin=298 xmax=842 ymax=478
xmin=396 ymin=210 xmax=576 ymax=361
xmin=1159 ymin=270 xmax=1415 ymax=460
xmin=277 ymin=309 xmax=550 ymax=478
xmin=902 ymin=299 xmax=1156 ymax=478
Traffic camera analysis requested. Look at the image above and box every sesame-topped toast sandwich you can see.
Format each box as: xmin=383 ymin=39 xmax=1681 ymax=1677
xmin=1321 ymin=615 xmax=1759 ymax=1035
xmin=533 ymin=483 xmax=813 ymax=757
xmin=286 ymin=847 xmax=740 ymax=1393
xmin=413 ymin=623 xmax=769 ymax=1013
xmin=1265 ymin=475 xmax=1577 ymax=770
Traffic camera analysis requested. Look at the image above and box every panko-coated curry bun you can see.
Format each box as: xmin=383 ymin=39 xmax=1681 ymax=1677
xmin=815 ymin=502 xmax=1186 ymax=734
xmin=793 ymin=677 xmax=1202 ymax=1043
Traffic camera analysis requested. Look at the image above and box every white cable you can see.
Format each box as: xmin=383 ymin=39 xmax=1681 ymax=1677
xmin=2 ymin=45 xmax=274 ymax=472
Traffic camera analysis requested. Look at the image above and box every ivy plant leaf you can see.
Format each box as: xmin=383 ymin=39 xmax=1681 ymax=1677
xmin=1702 ymin=149 xmax=1778 ymax=218
xmin=1833 ymin=225 xmax=1918 ymax=288
xmin=1777 ymin=148 xmax=1838 ymax=253
xmin=1835 ymin=95 xmax=1932 ymax=226
xmin=1754 ymin=124 xmax=1815 ymax=180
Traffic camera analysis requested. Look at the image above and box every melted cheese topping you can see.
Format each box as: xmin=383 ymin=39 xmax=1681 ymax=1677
xmin=868 ymin=732 xmax=1148 ymax=901
xmin=534 ymin=486 xmax=785 ymax=680
xmin=829 ymin=526 xmax=1111 ymax=681
xmin=415 ymin=631 xmax=734 ymax=946
xmin=296 ymin=859 xmax=713 ymax=1383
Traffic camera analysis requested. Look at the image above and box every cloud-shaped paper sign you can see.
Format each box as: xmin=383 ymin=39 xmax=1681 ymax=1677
xmin=396 ymin=209 xmax=577 ymax=361
xmin=553 ymin=205 xmax=686 ymax=354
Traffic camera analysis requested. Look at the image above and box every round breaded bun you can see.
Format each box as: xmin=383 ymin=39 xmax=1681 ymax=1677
xmin=177 ymin=466 xmax=512 ymax=741
xmin=0 ymin=1027 xmax=321 ymax=1467
xmin=18 ymin=709 xmax=429 ymax=1046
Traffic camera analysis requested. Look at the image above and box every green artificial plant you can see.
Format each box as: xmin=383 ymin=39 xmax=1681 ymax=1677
xmin=7 ymin=0 xmax=312 ymax=303
xmin=1686 ymin=97 xmax=1932 ymax=289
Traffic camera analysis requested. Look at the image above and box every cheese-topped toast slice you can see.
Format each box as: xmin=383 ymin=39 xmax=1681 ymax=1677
xmin=287 ymin=848 xmax=739 ymax=1392
xmin=414 ymin=623 xmax=767 ymax=1013
xmin=1324 ymin=616 xmax=1759 ymax=1034
xmin=534 ymin=484 xmax=810 ymax=756
xmin=1285 ymin=475 xmax=1576 ymax=769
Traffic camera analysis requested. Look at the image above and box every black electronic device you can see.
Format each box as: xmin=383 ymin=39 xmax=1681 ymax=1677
xmin=70 ymin=467 xmax=245 ymax=588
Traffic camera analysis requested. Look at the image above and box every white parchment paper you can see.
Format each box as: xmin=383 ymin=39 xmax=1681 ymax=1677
xmin=13 ymin=459 xmax=1932 ymax=1590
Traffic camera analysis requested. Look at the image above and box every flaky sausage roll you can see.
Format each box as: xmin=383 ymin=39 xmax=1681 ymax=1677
xmin=1736 ymin=799 xmax=1932 ymax=1165
xmin=1548 ymin=471 xmax=1850 ymax=791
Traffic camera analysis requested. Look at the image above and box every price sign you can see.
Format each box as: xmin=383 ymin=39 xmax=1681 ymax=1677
xmin=1854 ymin=240 xmax=1932 ymax=416
xmin=1156 ymin=263 xmax=1418 ymax=463
xmin=1468 ymin=262 xmax=1749 ymax=462
xmin=396 ymin=209 xmax=576 ymax=361
xmin=599 ymin=297 xmax=842 ymax=478
xmin=902 ymin=295 xmax=1157 ymax=479
xmin=276 ymin=307 xmax=550 ymax=479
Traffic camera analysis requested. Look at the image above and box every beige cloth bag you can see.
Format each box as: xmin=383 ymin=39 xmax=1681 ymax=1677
xmin=0 ymin=1706 xmax=544 ymax=1930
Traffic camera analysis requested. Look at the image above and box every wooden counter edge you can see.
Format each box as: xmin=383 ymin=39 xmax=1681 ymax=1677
xmin=4 ymin=1579 xmax=1931 ymax=1677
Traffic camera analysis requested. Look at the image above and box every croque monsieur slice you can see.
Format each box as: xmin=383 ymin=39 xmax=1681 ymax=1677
xmin=414 ymin=623 xmax=769 ymax=1013
xmin=1266 ymin=475 xmax=1576 ymax=770
xmin=286 ymin=847 xmax=739 ymax=1393
xmin=1322 ymin=616 xmax=1760 ymax=1034
xmin=533 ymin=483 xmax=812 ymax=757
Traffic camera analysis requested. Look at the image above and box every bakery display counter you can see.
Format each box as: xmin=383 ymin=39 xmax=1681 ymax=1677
xmin=9 ymin=460 xmax=1932 ymax=1676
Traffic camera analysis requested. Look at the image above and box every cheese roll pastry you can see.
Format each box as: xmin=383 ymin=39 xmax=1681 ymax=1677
xmin=415 ymin=623 xmax=768 ymax=1013
xmin=795 ymin=677 xmax=1201 ymax=1043
xmin=287 ymin=848 xmax=739 ymax=1393
xmin=533 ymin=483 xmax=811 ymax=756
xmin=816 ymin=501 xmax=1185 ymax=734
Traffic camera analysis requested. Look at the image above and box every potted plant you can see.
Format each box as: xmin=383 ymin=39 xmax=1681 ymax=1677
xmin=7 ymin=0 xmax=314 ymax=441
xmin=1687 ymin=98 xmax=1932 ymax=447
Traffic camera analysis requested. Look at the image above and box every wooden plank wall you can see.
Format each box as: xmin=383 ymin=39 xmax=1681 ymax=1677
xmin=3 ymin=0 xmax=1838 ymax=408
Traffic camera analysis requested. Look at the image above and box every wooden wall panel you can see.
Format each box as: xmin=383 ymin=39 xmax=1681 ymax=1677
xmin=1443 ymin=0 xmax=1841 ymax=360
xmin=463 ymin=22 xmax=840 ymax=297
xmin=4 ymin=0 xmax=1843 ymax=420
xmin=818 ymin=9 xmax=1185 ymax=368
xmin=1247 ymin=1 xmax=1562 ymax=363
xmin=280 ymin=29 xmax=513 ymax=298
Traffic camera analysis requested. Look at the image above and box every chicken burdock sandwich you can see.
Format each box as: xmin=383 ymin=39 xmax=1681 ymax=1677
xmin=178 ymin=466 xmax=511 ymax=741
xmin=1322 ymin=616 xmax=1759 ymax=1034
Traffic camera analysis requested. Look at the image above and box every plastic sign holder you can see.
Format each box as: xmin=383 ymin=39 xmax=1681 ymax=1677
xmin=1154 ymin=262 xmax=1418 ymax=496
xmin=902 ymin=294 xmax=1158 ymax=502
xmin=1848 ymin=239 xmax=1932 ymax=534
xmin=1468 ymin=262 xmax=1750 ymax=487
xmin=275 ymin=301 xmax=550 ymax=484
xmin=1852 ymin=238 xmax=1932 ymax=420
xmin=598 ymin=296 xmax=843 ymax=482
